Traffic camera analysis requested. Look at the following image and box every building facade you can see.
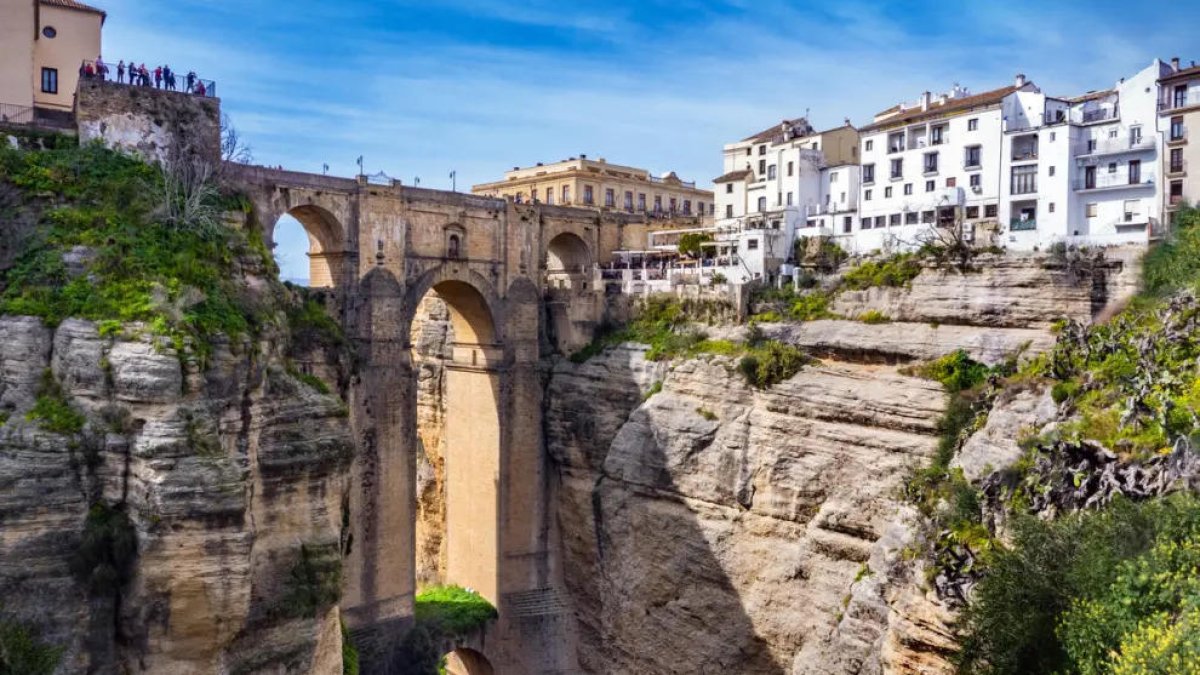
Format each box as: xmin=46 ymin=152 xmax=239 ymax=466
xmin=0 ymin=0 xmax=105 ymax=121
xmin=1161 ymin=58 xmax=1200 ymax=223
xmin=471 ymin=156 xmax=714 ymax=218
xmin=855 ymin=79 xmax=1030 ymax=253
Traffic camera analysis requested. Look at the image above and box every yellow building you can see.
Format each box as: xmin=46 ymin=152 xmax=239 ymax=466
xmin=472 ymin=155 xmax=715 ymax=218
xmin=0 ymin=0 xmax=105 ymax=121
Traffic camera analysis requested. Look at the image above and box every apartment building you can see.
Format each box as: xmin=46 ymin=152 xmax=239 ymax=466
xmin=1161 ymin=57 xmax=1200 ymax=223
xmin=0 ymin=0 xmax=105 ymax=123
xmin=471 ymin=156 xmax=714 ymax=218
xmin=997 ymin=61 xmax=1169 ymax=249
xmin=855 ymin=78 xmax=1034 ymax=253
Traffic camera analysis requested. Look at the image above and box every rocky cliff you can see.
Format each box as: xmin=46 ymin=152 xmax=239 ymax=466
xmin=545 ymin=252 xmax=1136 ymax=674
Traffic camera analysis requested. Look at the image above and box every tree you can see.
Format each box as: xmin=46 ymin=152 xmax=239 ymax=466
xmin=220 ymin=113 xmax=253 ymax=165
xmin=678 ymin=232 xmax=713 ymax=258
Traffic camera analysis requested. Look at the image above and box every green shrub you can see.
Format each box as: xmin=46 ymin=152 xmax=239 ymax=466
xmin=857 ymin=309 xmax=891 ymax=324
xmin=341 ymin=620 xmax=359 ymax=675
xmin=69 ymin=503 xmax=137 ymax=596
xmin=281 ymin=544 xmax=341 ymax=618
xmin=0 ymin=616 xmax=61 ymax=675
xmin=26 ymin=369 xmax=84 ymax=435
xmin=696 ymin=407 xmax=717 ymax=421
xmin=677 ymin=232 xmax=712 ymax=258
xmin=957 ymin=494 xmax=1200 ymax=675
xmin=914 ymin=350 xmax=990 ymax=393
xmin=287 ymin=294 xmax=346 ymax=354
xmin=1141 ymin=205 xmax=1200 ymax=298
xmin=840 ymin=253 xmax=923 ymax=290
xmin=413 ymin=585 xmax=498 ymax=636
xmin=643 ymin=381 xmax=663 ymax=400
xmin=1051 ymin=379 xmax=1080 ymax=404
xmin=288 ymin=367 xmax=331 ymax=395
xmin=794 ymin=236 xmax=848 ymax=273
xmin=789 ymin=292 xmax=835 ymax=321
xmin=739 ymin=340 xmax=809 ymax=389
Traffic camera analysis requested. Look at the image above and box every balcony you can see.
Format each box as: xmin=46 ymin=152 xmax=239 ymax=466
xmin=1011 ymin=136 xmax=1039 ymax=162
xmin=1075 ymin=135 xmax=1155 ymax=157
xmin=1074 ymin=172 xmax=1156 ymax=191
xmin=1010 ymin=217 xmax=1037 ymax=231
xmin=1078 ymin=108 xmax=1118 ymax=124
xmin=1160 ymin=90 xmax=1200 ymax=112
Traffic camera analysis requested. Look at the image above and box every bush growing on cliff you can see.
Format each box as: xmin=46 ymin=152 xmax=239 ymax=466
xmin=69 ymin=503 xmax=137 ymax=596
xmin=26 ymin=369 xmax=85 ymax=435
xmin=0 ymin=615 xmax=61 ymax=675
xmin=281 ymin=544 xmax=342 ymax=618
xmin=840 ymin=252 xmax=923 ymax=290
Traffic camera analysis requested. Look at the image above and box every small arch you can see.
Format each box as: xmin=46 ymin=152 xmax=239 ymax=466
xmin=270 ymin=204 xmax=347 ymax=288
xmin=445 ymin=224 xmax=466 ymax=260
xmin=401 ymin=267 xmax=503 ymax=350
xmin=545 ymin=232 xmax=592 ymax=290
xmin=442 ymin=648 xmax=494 ymax=675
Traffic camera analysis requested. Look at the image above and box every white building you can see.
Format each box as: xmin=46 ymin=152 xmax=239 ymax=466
xmin=998 ymin=60 xmax=1171 ymax=250
xmin=855 ymin=78 xmax=1033 ymax=253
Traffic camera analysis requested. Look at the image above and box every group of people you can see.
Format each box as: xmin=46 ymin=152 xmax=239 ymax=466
xmin=82 ymin=56 xmax=208 ymax=97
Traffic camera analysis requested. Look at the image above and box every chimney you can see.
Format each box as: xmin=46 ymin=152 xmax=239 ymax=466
xmin=1015 ymin=73 xmax=1027 ymax=88
xmin=844 ymin=117 xmax=851 ymax=126
xmin=580 ymin=154 xmax=587 ymax=159
xmin=1171 ymin=57 xmax=1181 ymax=72
xmin=921 ymin=91 xmax=931 ymax=111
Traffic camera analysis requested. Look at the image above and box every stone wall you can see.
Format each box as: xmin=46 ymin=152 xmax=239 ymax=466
xmin=75 ymin=79 xmax=220 ymax=164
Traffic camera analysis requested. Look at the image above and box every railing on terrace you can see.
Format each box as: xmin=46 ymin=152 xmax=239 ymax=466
xmin=648 ymin=175 xmax=697 ymax=189
xmin=1075 ymin=136 xmax=1155 ymax=157
xmin=1074 ymin=172 xmax=1156 ymax=191
xmin=1079 ymin=108 xmax=1118 ymax=124
xmin=81 ymin=60 xmax=217 ymax=98
xmin=0 ymin=103 xmax=34 ymax=124
xmin=1010 ymin=218 xmax=1037 ymax=231
xmin=1161 ymin=90 xmax=1200 ymax=111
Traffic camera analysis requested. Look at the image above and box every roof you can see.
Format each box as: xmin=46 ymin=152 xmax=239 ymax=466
xmin=861 ymin=84 xmax=1019 ymax=132
xmin=713 ymin=169 xmax=752 ymax=183
xmin=1161 ymin=64 xmax=1200 ymax=83
xmin=1064 ymin=89 xmax=1113 ymax=104
xmin=40 ymin=0 xmax=106 ymax=16
xmin=742 ymin=117 xmax=814 ymax=144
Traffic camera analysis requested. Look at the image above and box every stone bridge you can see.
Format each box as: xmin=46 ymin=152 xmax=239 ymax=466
xmin=227 ymin=164 xmax=663 ymax=674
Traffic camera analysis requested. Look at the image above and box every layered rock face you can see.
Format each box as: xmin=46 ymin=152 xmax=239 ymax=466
xmin=0 ymin=317 xmax=352 ymax=674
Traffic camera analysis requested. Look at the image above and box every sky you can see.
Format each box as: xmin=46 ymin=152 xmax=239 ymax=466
xmin=95 ymin=0 xmax=1200 ymax=283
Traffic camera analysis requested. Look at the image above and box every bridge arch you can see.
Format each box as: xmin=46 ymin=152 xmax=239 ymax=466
xmin=269 ymin=204 xmax=349 ymax=288
xmin=443 ymin=648 xmax=494 ymax=675
xmin=544 ymin=231 xmax=593 ymax=290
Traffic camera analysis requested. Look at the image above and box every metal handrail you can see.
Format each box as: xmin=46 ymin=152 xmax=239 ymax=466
xmin=80 ymin=60 xmax=217 ymax=98
xmin=0 ymin=103 xmax=34 ymax=124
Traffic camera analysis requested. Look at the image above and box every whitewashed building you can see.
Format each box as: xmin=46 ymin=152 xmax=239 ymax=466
xmin=854 ymin=79 xmax=1031 ymax=253
xmin=1160 ymin=58 xmax=1200 ymax=225
xmin=997 ymin=60 xmax=1171 ymax=249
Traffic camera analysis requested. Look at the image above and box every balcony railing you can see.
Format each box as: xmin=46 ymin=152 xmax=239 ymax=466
xmin=648 ymin=175 xmax=697 ymax=189
xmin=0 ymin=103 xmax=34 ymax=124
xmin=1079 ymin=108 xmax=1118 ymax=124
xmin=1010 ymin=218 xmax=1037 ymax=231
xmin=1161 ymin=90 xmax=1200 ymax=111
xmin=1074 ymin=172 xmax=1156 ymax=191
xmin=81 ymin=60 xmax=217 ymax=98
xmin=1011 ymin=149 xmax=1039 ymax=161
xmin=1075 ymin=136 xmax=1155 ymax=157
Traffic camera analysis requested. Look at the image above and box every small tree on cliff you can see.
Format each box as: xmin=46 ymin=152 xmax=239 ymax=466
xmin=220 ymin=113 xmax=253 ymax=165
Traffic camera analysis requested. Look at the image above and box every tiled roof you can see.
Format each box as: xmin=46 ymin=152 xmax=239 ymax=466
xmin=862 ymin=85 xmax=1019 ymax=132
xmin=713 ymin=169 xmax=752 ymax=183
xmin=40 ymin=0 xmax=106 ymax=16
xmin=742 ymin=117 xmax=814 ymax=144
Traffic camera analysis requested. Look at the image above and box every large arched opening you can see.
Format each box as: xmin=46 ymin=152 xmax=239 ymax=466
xmin=544 ymin=232 xmax=592 ymax=290
xmin=270 ymin=204 xmax=346 ymax=288
xmin=442 ymin=648 xmax=494 ymax=675
xmin=408 ymin=272 xmax=503 ymax=604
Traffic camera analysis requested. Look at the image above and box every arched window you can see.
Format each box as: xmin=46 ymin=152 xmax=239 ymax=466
xmin=448 ymin=234 xmax=461 ymax=259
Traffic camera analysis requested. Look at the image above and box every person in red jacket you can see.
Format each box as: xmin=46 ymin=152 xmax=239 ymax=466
xmin=154 ymin=66 xmax=162 ymax=88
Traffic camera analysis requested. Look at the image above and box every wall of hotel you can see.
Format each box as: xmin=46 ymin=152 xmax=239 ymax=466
xmin=0 ymin=1 xmax=35 ymax=109
xmin=33 ymin=4 xmax=102 ymax=111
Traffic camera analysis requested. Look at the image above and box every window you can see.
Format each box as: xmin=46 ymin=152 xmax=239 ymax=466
xmin=698 ymin=203 xmax=705 ymax=215
xmin=669 ymin=197 xmax=677 ymax=213
xmin=925 ymin=180 xmax=935 ymax=192
xmin=946 ymin=177 xmax=957 ymax=188
xmin=1049 ymin=202 xmax=1055 ymax=213
xmin=931 ymin=124 xmax=946 ymax=145
xmin=889 ymin=213 xmax=901 ymax=226
xmin=922 ymin=210 xmax=935 ymax=224
xmin=968 ymin=118 xmax=979 ymax=131
xmin=840 ymin=192 xmax=846 ymax=202
xmin=757 ymin=196 xmax=767 ymax=212
xmin=1170 ymin=180 xmax=1184 ymax=204
xmin=1048 ymin=166 xmax=1056 ymax=177
xmin=903 ymin=183 xmax=913 ymax=195
xmin=865 ymin=139 xmax=874 ymax=152
xmin=447 ymin=234 xmax=461 ymax=259
xmin=905 ymin=212 xmax=919 ymax=224
xmin=1109 ymin=128 xmax=1118 ymax=139
xmin=875 ymin=216 xmax=886 ymax=228
xmin=885 ymin=186 xmax=893 ymax=198
xmin=1171 ymin=148 xmax=1185 ymax=173
xmin=726 ymin=204 xmax=734 ymax=218
xmin=584 ymin=185 xmax=594 ymax=205
xmin=683 ymin=199 xmax=691 ymax=214
xmin=546 ymin=189 xmax=555 ymax=205
xmin=843 ymin=216 xmax=852 ymax=234
xmin=42 ymin=26 xmax=57 ymax=38
xmin=861 ymin=217 xmax=871 ymax=229
xmin=787 ymin=162 xmax=794 ymax=177
xmin=1129 ymin=159 xmax=1141 ymax=184
xmin=624 ymin=191 xmax=634 ymax=210
xmin=1171 ymin=116 xmax=1185 ymax=141
xmin=40 ymin=68 xmax=57 ymax=94
xmin=830 ymin=172 xmax=839 ymax=183
xmin=637 ymin=193 xmax=646 ymax=211
xmin=1050 ymin=132 xmax=1056 ymax=142
xmin=1086 ymin=203 xmax=1098 ymax=218
xmin=966 ymin=206 xmax=980 ymax=219
xmin=1123 ymin=199 xmax=1141 ymax=222
xmin=759 ymin=160 xmax=767 ymax=175
xmin=985 ymin=204 xmax=998 ymax=218
xmin=746 ymin=148 xmax=752 ymax=156
xmin=747 ymin=239 xmax=759 ymax=250
xmin=924 ymin=152 xmax=939 ymax=173
xmin=965 ymin=145 xmax=981 ymax=168
xmin=768 ymin=164 xmax=777 ymax=180
xmin=654 ymin=195 xmax=663 ymax=213
xmin=1087 ymin=139 xmax=1097 ymax=153
xmin=969 ymin=173 xmax=981 ymax=188
xmin=1175 ymin=85 xmax=1188 ymax=108
xmin=1011 ymin=165 xmax=1037 ymax=194
xmin=725 ymin=183 xmax=734 ymax=194
xmin=562 ymin=186 xmax=571 ymax=204
xmin=890 ymin=158 xmax=903 ymax=179
xmin=864 ymin=189 xmax=872 ymax=201
xmin=605 ymin=188 xmax=615 ymax=207
xmin=863 ymin=164 xmax=875 ymax=183
xmin=786 ymin=192 xmax=793 ymax=205
xmin=1108 ymin=162 xmax=1117 ymax=174
xmin=759 ymin=145 xmax=767 ymax=155
xmin=888 ymin=132 xmax=905 ymax=153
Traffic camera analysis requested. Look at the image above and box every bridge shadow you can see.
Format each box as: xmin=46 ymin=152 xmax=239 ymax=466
xmin=549 ymin=351 xmax=786 ymax=674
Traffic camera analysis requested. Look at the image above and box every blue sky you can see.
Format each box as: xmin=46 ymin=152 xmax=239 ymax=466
xmin=95 ymin=0 xmax=1199 ymax=282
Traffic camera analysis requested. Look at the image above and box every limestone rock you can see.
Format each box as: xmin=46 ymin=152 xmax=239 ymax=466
xmin=952 ymin=384 xmax=1057 ymax=481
